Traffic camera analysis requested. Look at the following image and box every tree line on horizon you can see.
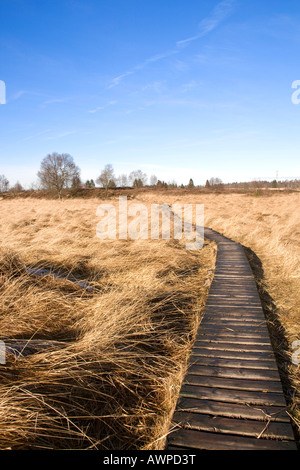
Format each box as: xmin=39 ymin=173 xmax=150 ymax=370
xmin=1 ymin=152 xmax=300 ymax=197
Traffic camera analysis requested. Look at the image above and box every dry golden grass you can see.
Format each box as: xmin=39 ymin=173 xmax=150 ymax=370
xmin=1 ymin=191 xmax=299 ymax=448
xmin=0 ymin=198 xmax=215 ymax=449
xmin=141 ymin=190 xmax=300 ymax=435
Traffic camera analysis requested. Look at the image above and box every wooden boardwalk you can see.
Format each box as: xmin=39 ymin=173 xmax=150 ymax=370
xmin=166 ymin=228 xmax=297 ymax=450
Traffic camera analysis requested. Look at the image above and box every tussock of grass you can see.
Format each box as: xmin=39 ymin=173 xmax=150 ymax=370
xmin=0 ymin=198 xmax=215 ymax=449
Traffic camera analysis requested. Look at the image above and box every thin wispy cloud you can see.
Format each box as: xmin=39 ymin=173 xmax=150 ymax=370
xmin=6 ymin=90 xmax=29 ymax=103
xmin=43 ymin=98 xmax=68 ymax=105
xmin=46 ymin=130 xmax=78 ymax=140
xmin=141 ymin=81 xmax=166 ymax=93
xmin=22 ymin=129 xmax=52 ymax=142
xmin=88 ymin=106 xmax=105 ymax=114
xmin=181 ymin=80 xmax=199 ymax=93
xmin=176 ymin=0 xmax=236 ymax=46
xmin=108 ymin=71 xmax=134 ymax=89
xmin=12 ymin=90 xmax=26 ymax=101
xmin=108 ymin=0 xmax=236 ymax=88
xmin=88 ymin=100 xmax=118 ymax=113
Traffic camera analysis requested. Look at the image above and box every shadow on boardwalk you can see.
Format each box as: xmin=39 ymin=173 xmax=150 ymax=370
xmin=243 ymin=245 xmax=299 ymax=448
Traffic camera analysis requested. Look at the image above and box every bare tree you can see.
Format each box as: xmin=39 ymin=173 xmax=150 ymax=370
xmin=29 ymin=180 xmax=41 ymax=191
xmin=209 ymin=177 xmax=223 ymax=187
xmin=149 ymin=174 xmax=158 ymax=186
xmin=37 ymin=153 xmax=80 ymax=199
xmin=168 ymin=179 xmax=178 ymax=188
xmin=116 ymin=174 xmax=128 ymax=187
xmin=10 ymin=181 xmax=23 ymax=192
xmin=0 ymin=175 xmax=9 ymax=192
xmin=96 ymin=164 xmax=115 ymax=195
xmin=128 ymin=169 xmax=147 ymax=187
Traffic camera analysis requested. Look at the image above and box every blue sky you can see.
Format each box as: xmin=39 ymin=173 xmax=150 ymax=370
xmin=0 ymin=0 xmax=300 ymax=187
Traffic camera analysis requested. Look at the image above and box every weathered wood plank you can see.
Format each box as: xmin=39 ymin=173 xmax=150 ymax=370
xmin=176 ymin=397 xmax=290 ymax=422
xmin=205 ymin=304 xmax=263 ymax=310
xmin=194 ymin=339 xmax=273 ymax=351
xmin=167 ymin=428 xmax=297 ymax=450
xmin=191 ymin=347 xmax=276 ymax=361
xmin=200 ymin=320 xmax=268 ymax=328
xmin=203 ymin=307 xmax=266 ymax=315
xmin=203 ymin=312 xmax=265 ymax=319
xmin=183 ymin=374 xmax=284 ymax=393
xmin=198 ymin=326 xmax=270 ymax=336
xmin=196 ymin=336 xmax=272 ymax=345
xmin=189 ymin=356 xmax=279 ymax=370
xmin=179 ymin=384 xmax=286 ymax=406
xmin=172 ymin=411 xmax=295 ymax=440
xmin=202 ymin=310 xmax=264 ymax=317
xmin=197 ymin=329 xmax=270 ymax=339
xmin=188 ymin=364 xmax=281 ymax=381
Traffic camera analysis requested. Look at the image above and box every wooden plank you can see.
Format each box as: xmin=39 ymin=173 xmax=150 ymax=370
xmin=208 ymin=290 xmax=260 ymax=295
xmin=167 ymin=428 xmax=297 ymax=450
xmin=206 ymin=298 xmax=262 ymax=303
xmin=209 ymin=293 xmax=260 ymax=297
xmin=207 ymin=285 xmax=258 ymax=290
xmin=211 ymin=276 xmax=256 ymax=280
xmin=204 ymin=305 xmax=264 ymax=311
xmin=196 ymin=334 xmax=271 ymax=343
xmin=204 ymin=302 xmax=263 ymax=308
xmin=196 ymin=336 xmax=272 ymax=345
xmin=214 ymin=276 xmax=255 ymax=280
xmin=199 ymin=324 xmax=269 ymax=333
xmin=200 ymin=320 xmax=268 ymax=328
xmin=179 ymin=384 xmax=286 ymax=406
xmin=183 ymin=374 xmax=284 ymax=393
xmin=203 ymin=309 xmax=265 ymax=317
xmin=214 ymin=273 xmax=255 ymax=277
xmin=198 ymin=323 xmax=269 ymax=332
xmin=199 ymin=326 xmax=270 ymax=335
xmin=215 ymin=272 xmax=254 ymax=276
xmin=172 ymin=411 xmax=295 ymax=440
xmin=205 ymin=302 xmax=262 ymax=308
xmin=189 ymin=356 xmax=278 ymax=371
xmin=204 ymin=310 xmax=264 ymax=316
xmin=213 ymin=270 xmax=253 ymax=274
xmin=215 ymin=263 xmax=252 ymax=266
xmin=188 ymin=364 xmax=281 ymax=381
xmin=203 ymin=315 xmax=266 ymax=321
xmin=191 ymin=347 xmax=276 ymax=361
xmin=204 ymin=304 xmax=263 ymax=310
xmin=214 ymin=275 xmax=254 ymax=279
xmin=203 ymin=306 xmax=266 ymax=314
xmin=194 ymin=340 xmax=273 ymax=352
xmin=209 ymin=283 xmax=257 ymax=287
xmin=207 ymin=295 xmax=261 ymax=300
xmin=197 ymin=329 xmax=270 ymax=339
xmin=209 ymin=294 xmax=261 ymax=299
xmin=165 ymin=446 xmax=191 ymax=450
xmin=177 ymin=397 xmax=290 ymax=422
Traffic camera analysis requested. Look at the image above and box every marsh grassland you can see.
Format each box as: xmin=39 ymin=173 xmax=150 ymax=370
xmin=0 ymin=190 xmax=299 ymax=448
xmin=0 ymin=197 xmax=215 ymax=449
